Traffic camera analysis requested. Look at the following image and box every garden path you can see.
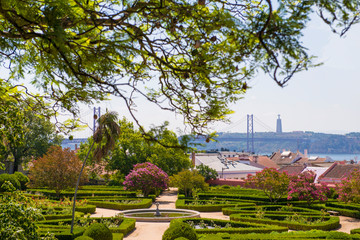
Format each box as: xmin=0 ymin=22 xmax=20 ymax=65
xmin=337 ymin=216 xmax=360 ymax=233
xmin=91 ymin=188 xmax=360 ymax=239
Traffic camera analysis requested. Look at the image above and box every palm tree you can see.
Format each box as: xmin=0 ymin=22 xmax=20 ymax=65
xmin=70 ymin=111 xmax=121 ymax=233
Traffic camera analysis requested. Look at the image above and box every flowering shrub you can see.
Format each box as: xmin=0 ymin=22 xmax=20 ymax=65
xmin=288 ymin=171 xmax=330 ymax=205
xmin=337 ymin=169 xmax=360 ymax=203
xmin=123 ymin=162 xmax=169 ymax=197
xmin=245 ymin=168 xmax=290 ymax=202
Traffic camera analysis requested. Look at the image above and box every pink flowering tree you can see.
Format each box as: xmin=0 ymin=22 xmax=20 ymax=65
xmin=123 ymin=162 xmax=169 ymax=197
xmin=288 ymin=171 xmax=330 ymax=205
xmin=245 ymin=168 xmax=290 ymax=203
xmin=337 ymin=169 xmax=360 ymax=203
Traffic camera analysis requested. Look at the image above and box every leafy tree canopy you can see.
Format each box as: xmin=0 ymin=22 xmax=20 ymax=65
xmin=196 ymin=163 xmax=218 ymax=181
xmin=0 ymin=96 xmax=64 ymax=173
xmin=78 ymin=118 xmax=192 ymax=176
xmin=0 ymin=0 xmax=358 ymax=135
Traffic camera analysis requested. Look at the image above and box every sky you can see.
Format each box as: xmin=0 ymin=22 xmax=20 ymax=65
xmin=69 ymin=15 xmax=360 ymax=138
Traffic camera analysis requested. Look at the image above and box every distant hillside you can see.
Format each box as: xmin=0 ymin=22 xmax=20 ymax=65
xmin=190 ymin=132 xmax=360 ymax=154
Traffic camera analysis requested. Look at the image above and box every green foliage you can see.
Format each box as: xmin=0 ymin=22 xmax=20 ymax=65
xmin=0 ymin=96 xmax=63 ymax=174
xmin=0 ymin=173 xmax=21 ymax=191
xmin=87 ymin=198 xmax=152 ymax=210
xmin=83 ymin=223 xmax=113 ymax=240
xmin=245 ymin=168 xmax=290 ymax=203
xmin=170 ymin=170 xmax=209 ymax=197
xmin=0 ymin=0 xmax=358 ymax=139
xmin=196 ymin=164 xmax=218 ymax=181
xmin=1 ymin=180 xmax=17 ymax=192
xmin=107 ymin=171 xmax=124 ymax=186
xmin=197 ymin=230 xmax=357 ymax=239
xmin=14 ymin=172 xmax=30 ymax=190
xmin=163 ymin=222 xmax=198 ymax=240
xmin=230 ymin=213 xmax=340 ymax=231
xmin=28 ymin=146 xmax=88 ymax=197
xmin=176 ymin=199 xmax=239 ymax=212
xmin=0 ymin=188 xmax=57 ymax=240
xmin=106 ymin=119 xmax=191 ymax=176
xmin=74 ymin=236 xmax=93 ymax=240
xmin=174 ymin=218 xmax=288 ymax=235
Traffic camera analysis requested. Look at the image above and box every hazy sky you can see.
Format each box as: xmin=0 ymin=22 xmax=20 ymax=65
xmin=74 ymin=16 xmax=360 ymax=138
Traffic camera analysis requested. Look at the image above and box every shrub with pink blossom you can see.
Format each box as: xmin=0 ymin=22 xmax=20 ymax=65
xmin=288 ymin=171 xmax=330 ymax=205
xmin=123 ymin=162 xmax=169 ymax=197
xmin=337 ymin=169 xmax=360 ymax=203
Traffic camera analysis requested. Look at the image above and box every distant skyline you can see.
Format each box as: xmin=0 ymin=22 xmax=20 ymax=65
xmin=70 ymin=16 xmax=360 ymax=138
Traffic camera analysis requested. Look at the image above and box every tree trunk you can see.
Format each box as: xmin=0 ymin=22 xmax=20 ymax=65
xmin=11 ymin=155 xmax=20 ymax=173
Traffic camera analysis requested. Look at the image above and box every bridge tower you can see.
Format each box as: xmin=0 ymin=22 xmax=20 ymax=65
xmin=93 ymin=107 xmax=101 ymax=134
xmin=247 ymin=114 xmax=254 ymax=153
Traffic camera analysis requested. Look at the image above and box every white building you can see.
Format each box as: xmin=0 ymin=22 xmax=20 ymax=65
xmin=192 ymin=153 xmax=263 ymax=179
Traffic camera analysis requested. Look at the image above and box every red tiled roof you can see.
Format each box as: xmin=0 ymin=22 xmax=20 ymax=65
xmin=270 ymin=151 xmax=305 ymax=165
xmin=250 ymin=156 xmax=280 ymax=169
xmin=279 ymin=165 xmax=306 ymax=175
xmin=319 ymin=163 xmax=360 ymax=179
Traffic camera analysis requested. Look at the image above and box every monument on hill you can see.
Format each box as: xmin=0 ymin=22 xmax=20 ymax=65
xmin=276 ymin=115 xmax=282 ymax=133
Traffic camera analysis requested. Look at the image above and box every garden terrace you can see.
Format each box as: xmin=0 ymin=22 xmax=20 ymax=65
xmin=175 ymin=199 xmax=251 ymax=212
xmin=230 ymin=213 xmax=340 ymax=231
xmin=37 ymin=216 xmax=136 ymax=239
xmin=325 ymin=202 xmax=360 ymax=218
xmin=86 ymin=198 xmax=153 ymax=210
xmin=27 ymin=187 xmax=137 ymax=199
xmin=196 ymin=193 xmax=287 ymax=204
xmin=197 ymin=230 xmax=360 ymax=240
xmin=222 ymin=205 xmax=325 ymax=216
xmin=171 ymin=218 xmax=288 ymax=234
xmin=41 ymin=210 xmax=84 ymax=220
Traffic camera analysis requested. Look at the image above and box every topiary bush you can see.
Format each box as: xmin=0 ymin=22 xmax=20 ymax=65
xmin=162 ymin=222 xmax=197 ymax=240
xmin=14 ymin=172 xmax=29 ymax=190
xmin=174 ymin=237 xmax=189 ymax=240
xmin=74 ymin=236 xmax=94 ymax=240
xmin=0 ymin=173 xmax=21 ymax=191
xmin=83 ymin=223 xmax=113 ymax=240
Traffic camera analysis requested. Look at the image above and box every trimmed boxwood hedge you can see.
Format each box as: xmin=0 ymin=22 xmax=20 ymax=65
xmin=196 ymin=193 xmax=275 ymax=203
xmin=38 ymin=226 xmax=85 ymax=240
xmin=87 ymin=198 xmax=152 ymax=210
xmin=197 ymin=230 xmax=360 ymax=240
xmin=230 ymin=213 xmax=339 ymax=231
xmin=40 ymin=204 xmax=96 ymax=214
xmin=113 ymin=233 xmax=124 ymax=240
xmin=176 ymin=199 xmax=246 ymax=212
xmin=326 ymin=202 xmax=360 ymax=218
xmin=83 ymin=223 xmax=112 ymax=240
xmin=110 ymin=218 xmax=136 ymax=235
xmin=38 ymin=217 xmax=136 ymax=236
xmin=171 ymin=218 xmax=288 ymax=235
xmin=222 ymin=205 xmax=323 ymax=216
xmin=163 ymin=221 xmax=198 ymax=240
xmin=27 ymin=188 xmax=137 ymax=199
xmin=43 ymin=211 xmax=84 ymax=220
